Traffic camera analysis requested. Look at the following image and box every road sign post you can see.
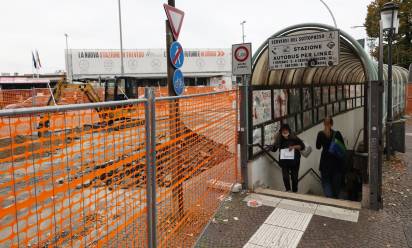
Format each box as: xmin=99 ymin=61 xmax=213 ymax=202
xmin=164 ymin=0 xmax=185 ymax=220
xmin=232 ymin=43 xmax=252 ymax=189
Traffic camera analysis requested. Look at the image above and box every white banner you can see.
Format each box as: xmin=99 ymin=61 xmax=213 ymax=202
xmin=67 ymin=49 xmax=231 ymax=78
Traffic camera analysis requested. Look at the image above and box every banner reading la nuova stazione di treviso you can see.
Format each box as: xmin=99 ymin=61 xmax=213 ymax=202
xmin=67 ymin=49 xmax=232 ymax=77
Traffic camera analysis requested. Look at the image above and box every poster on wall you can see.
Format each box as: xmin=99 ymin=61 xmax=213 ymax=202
xmin=288 ymin=116 xmax=296 ymax=133
xmin=314 ymin=87 xmax=321 ymax=107
xmin=302 ymin=88 xmax=312 ymax=110
xmin=337 ymin=86 xmax=343 ymax=100
xmin=264 ymin=122 xmax=280 ymax=146
xmin=253 ymin=128 xmax=262 ymax=154
xmin=319 ymin=106 xmax=326 ymax=121
xmin=330 ymin=86 xmax=336 ymax=102
xmin=253 ymin=90 xmax=272 ymax=125
xmin=322 ymin=87 xmax=329 ymax=104
xmin=303 ymin=111 xmax=312 ymax=128
xmin=273 ymin=90 xmax=288 ymax=118
xmin=289 ymin=89 xmax=301 ymax=114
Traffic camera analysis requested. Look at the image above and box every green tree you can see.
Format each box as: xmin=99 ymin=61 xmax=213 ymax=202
xmin=364 ymin=0 xmax=412 ymax=69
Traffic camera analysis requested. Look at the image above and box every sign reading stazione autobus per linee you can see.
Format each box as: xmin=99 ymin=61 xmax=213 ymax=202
xmin=268 ymin=31 xmax=339 ymax=70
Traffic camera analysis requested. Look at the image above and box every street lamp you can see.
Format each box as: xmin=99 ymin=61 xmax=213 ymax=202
xmin=64 ymin=33 xmax=73 ymax=83
xmin=240 ymin=21 xmax=246 ymax=43
xmin=117 ymin=0 xmax=125 ymax=76
xmin=380 ymin=2 xmax=399 ymax=159
xmin=319 ymin=0 xmax=337 ymax=28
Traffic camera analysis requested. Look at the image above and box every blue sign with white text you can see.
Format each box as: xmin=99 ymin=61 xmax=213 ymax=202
xmin=170 ymin=41 xmax=184 ymax=69
xmin=173 ymin=69 xmax=185 ymax=95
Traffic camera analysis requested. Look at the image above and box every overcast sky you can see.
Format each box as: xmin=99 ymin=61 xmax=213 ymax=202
xmin=0 ymin=0 xmax=372 ymax=74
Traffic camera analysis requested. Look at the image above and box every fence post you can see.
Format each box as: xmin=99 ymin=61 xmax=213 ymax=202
xmin=145 ymin=87 xmax=157 ymax=247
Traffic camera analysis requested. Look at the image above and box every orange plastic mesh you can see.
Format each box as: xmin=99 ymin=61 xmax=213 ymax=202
xmin=0 ymin=102 xmax=148 ymax=247
xmin=154 ymin=90 xmax=238 ymax=247
xmin=0 ymin=90 xmax=238 ymax=247
xmin=0 ymin=89 xmax=51 ymax=109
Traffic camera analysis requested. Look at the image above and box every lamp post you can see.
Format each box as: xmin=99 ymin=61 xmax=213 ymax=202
xmin=380 ymin=2 xmax=399 ymax=160
xmin=319 ymin=0 xmax=337 ymax=28
xmin=240 ymin=20 xmax=246 ymax=43
xmin=118 ymin=0 xmax=125 ymax=76
xmin=64 ymin=33 xmax=73 ymax=83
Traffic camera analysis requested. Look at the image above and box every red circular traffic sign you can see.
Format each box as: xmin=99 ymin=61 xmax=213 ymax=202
xmin=234 ymin=46 xmax=249 ymax=62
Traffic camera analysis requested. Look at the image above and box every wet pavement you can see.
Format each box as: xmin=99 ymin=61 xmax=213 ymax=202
xmin=196 ymin=117 xmax=412 ymax=248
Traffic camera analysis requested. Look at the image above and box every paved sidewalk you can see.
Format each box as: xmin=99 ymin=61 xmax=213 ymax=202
xmin=196 ymin=117 xmax=412 ymax=248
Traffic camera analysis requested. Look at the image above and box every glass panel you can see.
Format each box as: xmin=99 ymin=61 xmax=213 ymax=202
xmin=288 ymin=89 xmax=301 ymax=114
xmin=319 ymin=106 xmax=326 ymax=121
xmin=287 ymin=116 xmax=296 ymax=133
xmin=330 ymin=86 xmax=336 ymax=102
xmin=314 ymin=87 xmax=321 ymax=107
xmin=253 ymin=90 xmax=272 ymax=125
xmin=356 ymin=98 xmax=362 ymax=107
xmin=340 ymin=100 xmax=346 ymax=111
xmin=337 ymin=86 xmax=343 ymax=100
xmin=344 ymin=85 xmax=350 ymax=98
xmin=350 ymin=85 xmax=356 ymax=98
xmin=264 ymin=122 xmax=280 ymax=146
xmin=361 ymin=84 xmax=365 ymax=97
xmin=322 ymin=86 xmax=329 ymax=104
xmin=297 ymin=114 xmax=302 ymax=132
xmin=273 ymin=89 xmax=288 ymax=118
xmin=327 ymin=104 xmax=333 ymax=116
xmin=347 ymin=99 xmax=353 ymax=109
xmin=356 ymin=85 xmax=362 ymax=98
xmin=303 ymin=111 xmax=313 ymax=128
xmin=252 ymin=127 xmax=262 ymax=154
xmin=302 ymin=87 xmax=312 ymax=110
xmin=334 ymin=102 xmax=340 ymax=115
xmin=313 ymin=108 xmax=318 ymax=123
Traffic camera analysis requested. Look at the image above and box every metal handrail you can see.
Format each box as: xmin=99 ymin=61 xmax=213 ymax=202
xmin=298 ymin=168 xmax=321 ymax=182
xmin=251 ymin=143 xmax=321 ymax=183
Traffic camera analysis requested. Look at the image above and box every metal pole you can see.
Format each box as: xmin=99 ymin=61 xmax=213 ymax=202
xmin=239 ymin=83 xmax=249 ymax=189
xmin=386 ymin=11 xmax=394 ymax=160
xmin=165 ymin=0 xmax=184 ymax=219
xmin=319 ymin=0 xmax=337 ymax=28
xmin=241 ymin=21 xmax=246 ymax=43
xmin=64 ymin=34 xmax=70 ymax=82
xmin=118 ymin=0 xmax=125 ymax=76
xmin=369 ymin=80 xmax=384 ymax=210
xmin=145 ymin=87 xmax=157 ymax=248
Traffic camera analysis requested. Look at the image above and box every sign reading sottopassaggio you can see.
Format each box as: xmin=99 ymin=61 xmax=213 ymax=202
xmin=268 ymin=31 xmax=339 ymax=70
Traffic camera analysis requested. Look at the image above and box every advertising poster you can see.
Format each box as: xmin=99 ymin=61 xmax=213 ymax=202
xmin=322 ymin=87 xmax=329 ymax=104
xmin=289 ymin=89 xmax=301 ymax=114
xmin=319 ymin=106 xmax=326 ymax=121
xmin=314 ymin=87 xmax=321 ymax=107
xmin=303 ymin=110 xmax=312 ymax=128
xmin=253 ymin=128 xmax=262 ymax=154
xmin=302 ymin=88 xmax=312 ymax=110
xmin=273 ymin=90 xmax=288 ymax=118
xmin=330 ymin=86 xmax=336 ymax=102
xmin=264 ymin=122 xmax=280 ymax=146
xmin=253 ymin=90 xmax=272 ymax=125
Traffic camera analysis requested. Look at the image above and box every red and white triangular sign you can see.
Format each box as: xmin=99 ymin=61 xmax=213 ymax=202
xmin=163 ymin=4 xmax=185 ymax=40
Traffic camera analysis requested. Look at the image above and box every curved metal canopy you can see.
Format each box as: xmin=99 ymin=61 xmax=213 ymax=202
xmin=251 ymin=23 xmax=407 ymax=86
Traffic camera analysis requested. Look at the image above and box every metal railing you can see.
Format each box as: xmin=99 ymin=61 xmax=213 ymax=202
xmin=251 ymin=143 xmax=321 ymax=183
xmin=0 ymin=88 xmax=238 ymax=248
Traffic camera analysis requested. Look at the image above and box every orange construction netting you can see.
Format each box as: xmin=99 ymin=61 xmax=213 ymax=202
xmin=154 ymin=90 xmax=238 ymax=247
xmin=0 ymin=89 xmax=238 ymax=247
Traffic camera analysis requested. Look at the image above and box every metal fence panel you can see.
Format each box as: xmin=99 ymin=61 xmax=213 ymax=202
xmin=0 ymin=101 xmax=148 ymax=247
xmin=0 ymin=89 xmax=238 ymax=247
xmin=154 ymin=90 xmax=238 ymax=247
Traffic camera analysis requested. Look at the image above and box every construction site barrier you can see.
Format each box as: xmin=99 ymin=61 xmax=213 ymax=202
xmin=0 ymin=88 xmax=238 ymax=247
